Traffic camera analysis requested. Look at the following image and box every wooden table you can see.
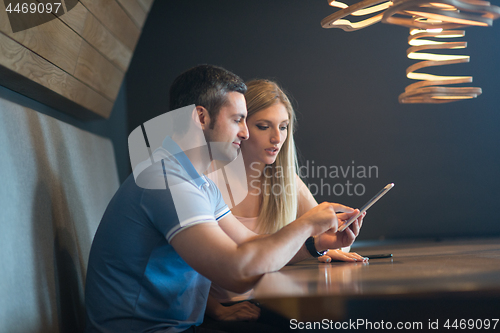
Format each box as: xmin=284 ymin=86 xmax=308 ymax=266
xmin=253 ymin=237 xmax=500 ymax=327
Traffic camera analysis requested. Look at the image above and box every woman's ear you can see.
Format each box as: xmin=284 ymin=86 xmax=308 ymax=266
xmin=195 ymin=106 xmax=210 ymax=130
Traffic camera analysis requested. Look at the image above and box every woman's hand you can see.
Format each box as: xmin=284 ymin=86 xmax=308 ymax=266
xmin=208 ymin=300 xmax=261 ymax=322
xmin=318 ymin=249 xmax=368 ymax=263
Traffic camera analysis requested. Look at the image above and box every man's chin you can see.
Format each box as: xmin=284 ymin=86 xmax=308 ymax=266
xmin=213 ymin=152 xmax=238 ymax=163
xmin=208 ymin=143 xmax=240 ymax=163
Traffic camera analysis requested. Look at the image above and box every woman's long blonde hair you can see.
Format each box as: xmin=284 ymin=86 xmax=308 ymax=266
xmin=244 ymin=80 xmax=298 ymax=234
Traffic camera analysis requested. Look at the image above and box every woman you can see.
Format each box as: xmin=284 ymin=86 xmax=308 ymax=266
xmin=204 ymin=79 xmax=366 ymax=327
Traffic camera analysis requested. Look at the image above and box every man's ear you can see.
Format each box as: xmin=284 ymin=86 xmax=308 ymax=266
xmin=196 ymin=106 xmax=210 ymax=130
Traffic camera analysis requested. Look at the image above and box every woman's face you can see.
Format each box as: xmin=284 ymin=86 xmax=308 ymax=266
xmin=242 ymin=102 xmax=289 ymax=167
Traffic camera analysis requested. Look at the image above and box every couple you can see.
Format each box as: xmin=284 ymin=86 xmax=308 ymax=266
xmin=84 ymin=65 xmax=366 ymax=333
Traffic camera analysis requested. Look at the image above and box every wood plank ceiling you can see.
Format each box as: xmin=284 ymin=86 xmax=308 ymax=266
xmin=0 ymin=0 xmax=154 ymax=119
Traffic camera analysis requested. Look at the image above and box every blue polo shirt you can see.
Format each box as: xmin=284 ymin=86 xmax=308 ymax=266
xmin=85 ymin=137 xmax=230 ymax=333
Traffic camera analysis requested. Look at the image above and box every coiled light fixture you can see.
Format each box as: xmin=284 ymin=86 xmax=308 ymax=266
xmin=321 ymin=0 xmax=500 ymax=103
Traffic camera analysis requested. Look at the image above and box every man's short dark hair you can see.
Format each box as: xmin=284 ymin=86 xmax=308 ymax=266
xmin=169 ymin=65 xmax=247 ymax=129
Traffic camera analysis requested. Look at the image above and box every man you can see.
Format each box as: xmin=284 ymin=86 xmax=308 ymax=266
xmin=85 ymin=65 xmax=363 ymax=332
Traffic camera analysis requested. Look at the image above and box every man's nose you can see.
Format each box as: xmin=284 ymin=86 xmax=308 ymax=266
xmin=239 ymin=122 xmax=249 ymax=140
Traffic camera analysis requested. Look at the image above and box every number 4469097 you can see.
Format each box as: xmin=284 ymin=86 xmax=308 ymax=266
xmin=444 ymin=319 xmax=498 ymax=330
xmin=6 ymin=3 xmax=62 ymax=14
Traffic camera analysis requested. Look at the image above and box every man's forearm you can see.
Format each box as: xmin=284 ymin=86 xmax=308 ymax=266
xmin=288 ymin=239 xmax=315 ymax=264
xmin=172 ymin=203 xmax=340 ymax=294
xmin=234 ymin=219 xmax=314 ymax=278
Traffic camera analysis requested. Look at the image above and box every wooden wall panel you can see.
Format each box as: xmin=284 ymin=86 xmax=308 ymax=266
xmin=137 ymin=0 xmax=154 ymax=13
xmin=0 ymin=6 xmax=82 ymax=74
xmin=61 ymin=2 xmax=132 ymax=72
xmin=79 ymin=0 xmax=141 ymax=51
xmin=81 ymin=8 xmax=132 ymax=72
xmin=59 ymin=2 xmax=89 ymax=35
xmin=117 ymin=0 xmax=147 ymax=28
xmin=74 ymin=40 xmax=124 ymax=101
xmin=0 ymin=0 xmax=154 ymax=119
xmin=0 ymin=33 xmax=113 ymax=119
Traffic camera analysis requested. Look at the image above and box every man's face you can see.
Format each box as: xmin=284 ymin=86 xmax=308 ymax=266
xmin=204 ymin=92 xmax=249 ymax=162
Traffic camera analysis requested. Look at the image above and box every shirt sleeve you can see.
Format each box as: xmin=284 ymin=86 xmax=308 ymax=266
xmin=164 ymin=173 xmax=218 ymax=241
xmin=206 ymin=177 xmax=230 ymax=221
xmin=139 ymin=166 xmax=220 ymax=243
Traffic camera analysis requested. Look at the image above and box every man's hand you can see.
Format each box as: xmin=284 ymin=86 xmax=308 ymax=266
xmin=315 ymin=210 xmax=366 ymax=251
xmin=297 ymin=202 xmax=353 ymax=236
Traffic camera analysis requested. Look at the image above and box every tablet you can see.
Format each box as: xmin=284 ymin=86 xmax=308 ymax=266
xmin=338 ymin=183 xmax=394 ymax=232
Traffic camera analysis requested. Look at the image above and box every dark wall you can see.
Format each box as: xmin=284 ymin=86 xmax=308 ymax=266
xmin=125 ymin=0 xmax=500 ymax=241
